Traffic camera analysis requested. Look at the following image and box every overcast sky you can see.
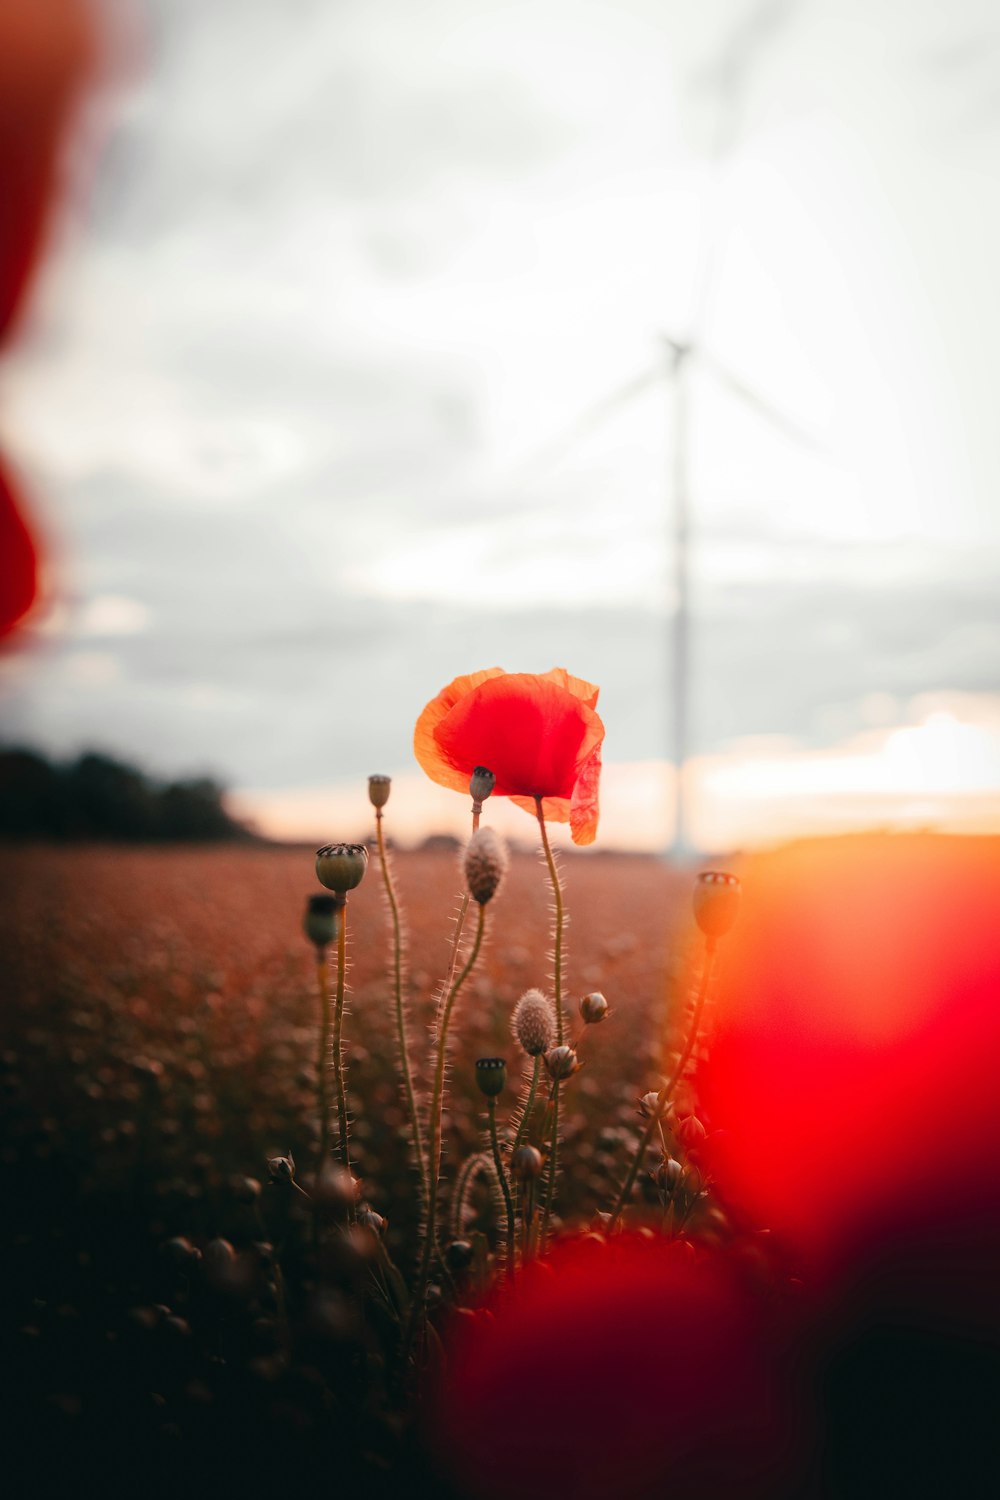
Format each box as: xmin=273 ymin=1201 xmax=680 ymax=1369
xmin=1 ymin=0 xmax=998 ymax=847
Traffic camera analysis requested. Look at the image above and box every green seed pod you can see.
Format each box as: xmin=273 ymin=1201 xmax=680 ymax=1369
xmin=303 ymin=892 xmax=341 ymax=950
xmin=367 ymin=774 xmax=391 ymax=809
xmin=469 ymin=766 xmax=496 ymax=804
xmin=475 ymin=1056 xmax=507 ymax=1097
xmin=316 ymin=842 xmax=369 ymax=893
xmin=692 ymin=871 xmax=741 ymax=939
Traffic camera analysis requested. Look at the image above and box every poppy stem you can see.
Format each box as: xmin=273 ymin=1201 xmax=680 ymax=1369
xmin=316 ymin=952 xmax=332 ymax=1167
xmin=332 ymin=897 xmax=354 ymax=1211
xmin=534 ymin=797 xmax=566 ymax=1044
xmin=510 ymin=1055 xmax=542 ymax=1157
xmin=609 ymin=936 xmax=717 ymax=1221
xmin=487 ymin=1096 xmax=516 ymax=1281
xmin=540 ymin=1078 xmax=561 ymax=1245
xmin=375 ymin=808 xmax=427 ymax=1202
xmin=403 ymin=903 xmax=486 ymax=1370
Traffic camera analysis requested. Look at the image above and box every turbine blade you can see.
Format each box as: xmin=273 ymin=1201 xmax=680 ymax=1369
xmin=699 ymin=351 xmax=823 ymax=450
xmin=514 ymin=361 xmax=666 ymax=477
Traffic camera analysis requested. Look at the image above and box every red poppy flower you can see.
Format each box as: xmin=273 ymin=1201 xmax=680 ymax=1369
xmin=414 ymin=667 xmax=605 ymax=844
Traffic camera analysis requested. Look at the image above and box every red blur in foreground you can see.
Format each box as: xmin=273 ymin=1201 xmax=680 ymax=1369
xmin=429 ymin=1233 xmax=805 ymax=1500
xmin=0 ymin=0 xmax=95 ymax=640
xmin=702 ymin=833 xmax=1000 ymax=1280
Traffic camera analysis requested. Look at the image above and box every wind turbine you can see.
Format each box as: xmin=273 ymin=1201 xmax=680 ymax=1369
xmin=516 ymin=331 xmax=818 ymax=859
xmin=512 ymin=1 xmax=810 ymax=859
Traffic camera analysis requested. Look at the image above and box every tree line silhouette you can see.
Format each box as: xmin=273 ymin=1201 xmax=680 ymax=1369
xmin=0 ymin=748 xmax=254 ymax=841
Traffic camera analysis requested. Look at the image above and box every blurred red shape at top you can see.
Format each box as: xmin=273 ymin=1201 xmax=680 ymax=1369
xmin=428 ymin=1232 xmax=806 ymax=1500
xmin=701 ymin=833 xmax=1000 ymax=1285
xmin=0 ymin=0 xmax=95 ymax=640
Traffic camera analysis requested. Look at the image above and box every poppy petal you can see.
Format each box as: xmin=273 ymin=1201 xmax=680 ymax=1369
xmin=431 ymin=674 xmax=602 ymax=800
xmin=413 ymin=667 xmax=507 ymax=794
xmin=569 ymin=743 xmax=602 ymax=845
xmin=539 ymin=666 xmax=600 ymax=711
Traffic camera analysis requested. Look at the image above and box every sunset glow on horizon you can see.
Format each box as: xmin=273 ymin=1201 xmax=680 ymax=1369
xmin=230 ymin=699 xmax=1000 ymax=853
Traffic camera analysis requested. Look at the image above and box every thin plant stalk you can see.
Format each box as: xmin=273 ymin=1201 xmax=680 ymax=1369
xmin=487 ymin=1095 xmax=516 ymax=1280
xmin=316 ymin=952 xmax=332 ymax=1165
xmin=451 ymin=1151 xmax=492 ymax=1239
xmin=534 ymin=797 xmax=566 ymax=1042
xmin=404 ymin=904 xmax=487 ymax=1363
xmin=332 ymin=900 xmax=353 ymax=1197
xmin=540 ymin=1078 xmax=561 ymax=1244
xmin=375 ymin=807 xmax=426 ymax=1199
xmin=610 ymin=936 xmax=717 ymax=1220
xmin=443 ymin=799 xmax=481 ymax=987
xmin=510 ymin=1055 xmax=542 ymax=1156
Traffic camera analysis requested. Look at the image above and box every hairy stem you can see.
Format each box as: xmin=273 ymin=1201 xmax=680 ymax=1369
xmin=510 ymin=1055 xmax=542 ymax=1156
xmin=332 ymin=901 xmax=353 ymax=1204
xmin=540 ymin=1078 xmax=561 ymax=1245
xmin=488 ymin=1096 xmax=516 ymax=1280
xmin=610 ymin=936 xmax=717 ymax=1221
xmin=535 ymin=798 xmax=566 ymax=1043
xmin=316 ymin=953 xmax=332 ymax=1165
xmin=404 ymin=905 xmax=486 ymax=1364
xmin=376 ymin=810 xmax=426 ymax=1199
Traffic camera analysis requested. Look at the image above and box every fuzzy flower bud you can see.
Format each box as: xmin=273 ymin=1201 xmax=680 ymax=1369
xmin=579 ymin=991 xmax=609 ymax=1025
xmin=475 ymin=1056 xmax=507 ymax=1097
xmin=463 ymin=827 xmax=507 ymax=905
xmin=693 ymin=870 xmax=741 ymax=939
xmin=316 ymin=842 xmax=369 ymax=893
xmin=512 ymin=1144 xmax=544 ymax=1182
xmin=367 ymin=774 xmax=391 ymax=809
xmin=544 ymin=1045 xmax=580 ymax=1081
xmin=303 ymin=892 xmax=341 ymax=950
xmin=469 ymin=766 xmax=496 ymax=805
xmin=512 ymin=989 xmax=556 ymax=1057
xmin=638 ymin=1091 xmax=663 ymax=1120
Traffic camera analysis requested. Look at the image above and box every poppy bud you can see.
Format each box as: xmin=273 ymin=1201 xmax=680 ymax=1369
xmin=367 ymin=774 xmax=391 ymax=809
xmin=656 ymin=1158 xmax=683 ymax=1194
xmin=677 ymin=1114 xmax=706 ymax=1151
xmin=475 ymin=1057 xmax=507 ymax=1097
xmin=303 ymin=892 xmax=341 ymax=950
xmin=512 ymin=1144 xmax=544 ymax=1182
xmin=579 ymin=991 xmax=609 ymax=1025
xmin=316 ymin=842 xmax=369 ymax=893
xmin=638 ymin=1091 xmax=663 ymax=1120
xmin=544 ymin=1045 xmax=580 ymax=1081
xmin=463 ymin=827 xmax=507 ymax=905
xmin=446 ymin=1239 xmax=475 ymax=1272
xmin=357 ymin=1206 xmax=386 ymax=1235
xmin=693 ymin=871 xmax=741 ymax=939
xmin=512 ymin=989 xmax=556 ymax=1057
xmin=469 ymin=766 xmax=496 ymax=804
xmin=266 ymin=1151 xmax=296 ymax=1182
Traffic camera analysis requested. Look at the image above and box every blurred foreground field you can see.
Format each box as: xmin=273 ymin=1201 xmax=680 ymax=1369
xmin=5 ymin=835 xmax=999 ymax=1497
xmin=0 ymin=842 xmax=692 ymax=1487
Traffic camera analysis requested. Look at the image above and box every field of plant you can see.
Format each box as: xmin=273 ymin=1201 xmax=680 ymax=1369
xmin=3 ymin=826 xmax=999 ymax=1499
xmin=1 ymin=838 xmax=700 ymax=1492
